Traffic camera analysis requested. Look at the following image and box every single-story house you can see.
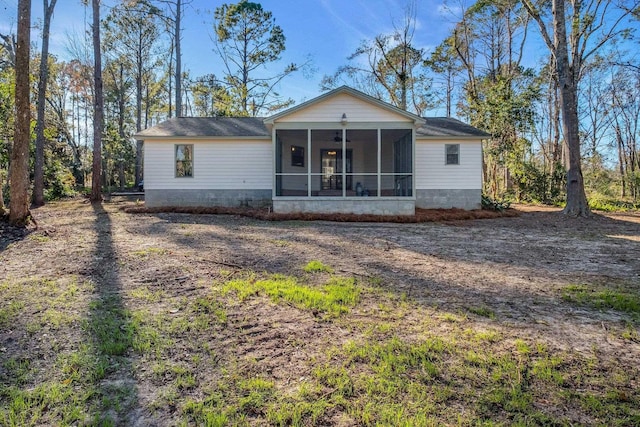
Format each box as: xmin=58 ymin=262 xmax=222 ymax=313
xmin=135 ymin=86 xmax=489 ymax=215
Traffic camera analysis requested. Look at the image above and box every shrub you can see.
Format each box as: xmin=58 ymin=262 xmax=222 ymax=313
xmin=481 ymin=195 xmax=511 ymax=212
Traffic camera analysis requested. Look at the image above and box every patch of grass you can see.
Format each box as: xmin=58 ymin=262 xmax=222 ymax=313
xmin=621 ymin=323 xmax=639 ymax=342
xmin=130 ymin=310 xmax=174 ymax=357
xmin=181 ymin=374 xmax=276 ymax=425
xmin=262 ymin=325 xmax=640 ymax=426
xmin=28 ymin=233 xmax=50 ymax=243
xmin=86 ymin=296 xmax=133 ymax=357
xmin=128 ymin=286 xmax=166 ymax=303
xmin=2 ymin=358 xmax=31 ymax=385
xmin=0 ymin=301 xmax=25 ymax=329
xmin=181 ymin=394 xmax=230 ymax=427
xmin=303 ymin=260 xmax=334 ymax=273
xmin=0 ymin=381 xmax=88 ymax=426
xmin=131 ymin=247 xmax=168 ymax=258
xmin=266 ymin=399 xmax=330 ymax=426
xmin=531 ymin=354 xmax=565 ymax=385
xmin=223 ymin=274 xmax=359 ymax=318
xmin=438 ymin=312 xmax=465 ymax=323
xmin=270 ymin=239 xmax=291 ymax=247
xmin=151 ymin=362 xmax=196 ymax=390
xmin=0 ymin=342 xmax=126 ymax=426
xmin=41 ymin=308 xmax=78 ymax=330
xmin=193 ymin=296 xmax=228 ymax=324
xmin=563 ymin=284 xmax=640 ymax=315
xmin=514 ymin=339 xmax=531 ymax=355
xmin=589 ymin=197 xmax=640 ymax=212
xmin=467 ymin=328 xmax=502 ymax=343
xmin=467 ymin=305 xmax=497 ymax=319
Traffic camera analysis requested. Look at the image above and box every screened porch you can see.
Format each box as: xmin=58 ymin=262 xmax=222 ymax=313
xmin=274 ymin=128 xmax=413 ymax=198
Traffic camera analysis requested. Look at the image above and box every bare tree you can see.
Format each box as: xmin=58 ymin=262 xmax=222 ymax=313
xmin=175 ymin=0 xmax=182 ymax=116
xmin=90 ymin=0 xmax=104 ymax=201
xmin=9 ymin=0 xmax=31 ymax=225
xmin=522 ymin=0 xmax=640 ymax=216
xmin=33 ymin=0 xmax=58 ymax=207
xmin=321 ymin=2 xmax=431 ymax=114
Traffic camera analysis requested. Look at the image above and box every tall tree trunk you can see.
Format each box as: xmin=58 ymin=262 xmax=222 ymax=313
xmin=168 ymin=37 xmax=173 ymax=118
xmin=33 ymin=0 xmax=57 ymax=207
xmin=615 ymin=124 xmax=626 ymax=197
xmin=9 ymin=0 xmax=32 ymax=226
xmin=90 ymin=0 xmax=104 ymax=201
xmin=552 ymin=0 xmax=590 ymax=217
xmin=175 ymin=0 xmax=182 ymax=117
xmin=446 ymin=68 xmax=453 ymax=118
xmin=0 ymin=169 xmax=6 ymax=215
xmin=117 ymin=63 xmax=126 ymax=191
xmin=135 ymin=43 xmax=143 ymax=188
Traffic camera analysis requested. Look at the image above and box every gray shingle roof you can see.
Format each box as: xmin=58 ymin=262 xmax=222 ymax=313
xmin=136 ymin=116 xmax=489 ymax=139
xmin=417 ymin=117 xmax=490 ymax=138
xmin=135 ymin=117 xmax=270 ymax=138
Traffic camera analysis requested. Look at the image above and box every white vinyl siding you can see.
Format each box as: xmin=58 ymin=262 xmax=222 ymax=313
xmin=144 ymin=139 xmax=272 ymax=190
xmin=277 ymin=93 xmax=412 ymax=123
xmin=415 ymin=140 xmax=481 ymax=189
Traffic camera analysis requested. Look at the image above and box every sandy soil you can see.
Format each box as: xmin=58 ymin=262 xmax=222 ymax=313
xmin=1 ymin=199 xmax=639 ymax=424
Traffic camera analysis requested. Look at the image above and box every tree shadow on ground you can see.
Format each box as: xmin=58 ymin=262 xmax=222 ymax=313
xmin=0 ymin=217 xmax=33 ymax=252
xmin=88 ymin=202 xmax=140 ymax=425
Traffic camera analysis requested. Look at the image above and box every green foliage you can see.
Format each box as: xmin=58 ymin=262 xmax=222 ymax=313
xmin=588 ymin=197 xmax=640 ymax=212
xmin=188 ymin=74 xmax=233 ymax=117
xmin=481 ymin=195 xmax=511 ymax=212
xmin=44 ymin=155 xmax=77 ymax=200
xmin=512 ymin=161 xmax=565 ymax=204
xmin=213 ymin=0 xmax=296 ymax=115
xmin=102 ymin=123 xmax=136 ymax=191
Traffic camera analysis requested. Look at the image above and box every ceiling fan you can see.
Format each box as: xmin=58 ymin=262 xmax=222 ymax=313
xmin=332 ymin=131 xmax=351 ymax=143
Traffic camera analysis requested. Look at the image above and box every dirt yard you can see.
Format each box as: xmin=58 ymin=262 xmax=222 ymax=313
xmin=1 ymin=199 xmax=639 ymax=425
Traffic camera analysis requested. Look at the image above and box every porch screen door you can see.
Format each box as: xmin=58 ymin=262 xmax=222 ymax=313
xmin=321 ymin=149 xmax=352 ymax=190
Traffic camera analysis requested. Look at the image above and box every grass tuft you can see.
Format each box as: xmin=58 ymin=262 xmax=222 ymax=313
xmin=223 ymin=274 xmax=359 ymax=318
xmin=303 ymin=260 xmax=334 ymax=273
xmin=562 ymin=284 xmax=640 ymax=315
xmin=467 ymin=305 xmax=497 ymax=319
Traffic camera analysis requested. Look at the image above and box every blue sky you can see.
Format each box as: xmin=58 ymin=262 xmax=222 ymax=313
xmin=0 ymin=0 xmax=462 ymax=105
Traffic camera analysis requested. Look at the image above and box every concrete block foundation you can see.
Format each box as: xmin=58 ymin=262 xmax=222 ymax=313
xmin=145 ymin=189 xmax=480 ymax=213
xmin=272 ymin=198 xmax=415 ymax=215
xmin=415 ymin=189 xmax=481 ymax=210
xmin=145 ymin=189 xmax=272 ymax=208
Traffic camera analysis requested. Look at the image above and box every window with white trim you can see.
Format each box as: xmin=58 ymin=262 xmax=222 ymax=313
xmin=175 ymin=144 xmax=193 ymax=177
xmin=445 ymin=144 xmax=459 ymax=165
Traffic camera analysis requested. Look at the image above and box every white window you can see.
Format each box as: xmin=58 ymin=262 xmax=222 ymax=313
xmin=175 ymin=144 xmax=193 ymax=177
xmin=445 ymin=144 xmax=459 ymax=165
